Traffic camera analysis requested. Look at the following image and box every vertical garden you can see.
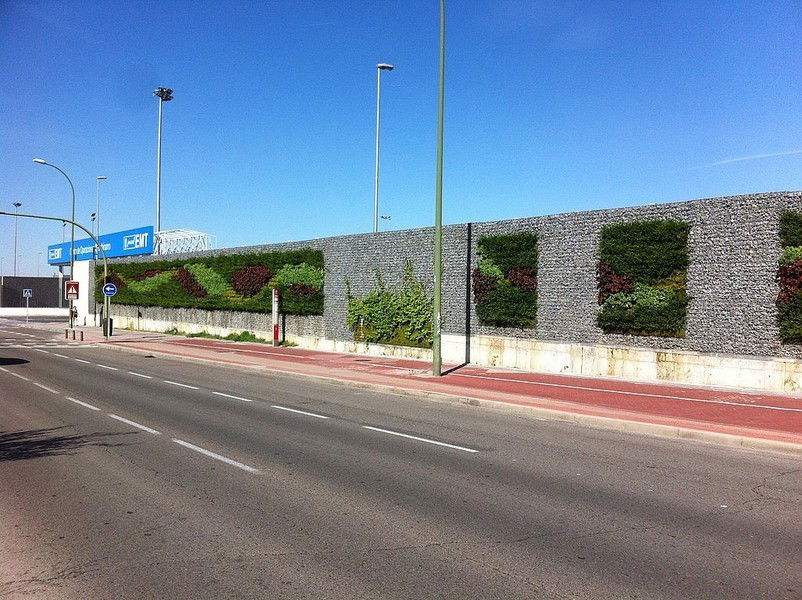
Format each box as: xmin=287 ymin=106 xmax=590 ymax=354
xmin=94 ymin=249 xmax=325 ymax=315
xmin=776 ymin=210 xmax=802 ymax=343
xmin=472 ymin=232 xmax=538 ymax=328
xmin=596 ymin=220 xmax=690 ymax=337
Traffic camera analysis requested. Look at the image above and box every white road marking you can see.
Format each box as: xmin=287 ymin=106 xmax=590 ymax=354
xmin=52 ymin=353 xmax=69 ymax=359
xmin=362 ymin=425 xmax=479 ymax=453
xmin=128 ymin=371 xmax=153 ymax=379
xmin=451 ymin=373 xmax=802 ymax=413
xmin=212 ymin=391 xmax=253 ymax=402
xmin=33 ymin=349 xmax=49 ymax=354
xmin=33 ymin=382 xmax=58 ymax=394
xmin=0 ymin=367 xmax=8 ymax=372
xmin=96 ymin=364 xmax=118 ymax=371
xmin=108 ymin=414 xmax=160 ymax=434
xmin=164 ymin=380 xmax=199 ymax=389
xmin=11 ymin=373 xmax=30 ymax=381
xmin=172 ymin=439 xmax=261 ymax=474
xmin=67 ymin=397 xmax=100 ymax=411
xmin=271 ymin=405 xmax=329 ymax=419
xmin=75 ymin=358 xmax=91 ymax=364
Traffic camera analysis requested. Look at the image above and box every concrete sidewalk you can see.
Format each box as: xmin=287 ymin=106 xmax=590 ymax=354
xmin=12 ymin=319 xmax=802 ymax=453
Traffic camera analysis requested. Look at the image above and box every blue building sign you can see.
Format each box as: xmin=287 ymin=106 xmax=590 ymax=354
xmin=48 ymin=226 xmax=154 ymax=265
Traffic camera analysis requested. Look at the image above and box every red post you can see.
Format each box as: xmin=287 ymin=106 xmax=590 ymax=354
xmin=272 ymin=288 xmax=279 ymax=347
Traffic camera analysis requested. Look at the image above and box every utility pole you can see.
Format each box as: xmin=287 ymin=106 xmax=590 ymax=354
xmin=432 ymin=0 xmax=446 ymax=376
xmin=12 ymin=202 xmax=22 ymax=276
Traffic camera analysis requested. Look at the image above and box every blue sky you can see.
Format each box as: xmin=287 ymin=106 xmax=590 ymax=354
xmin=2 ymin=0 xmax=801 ymax=277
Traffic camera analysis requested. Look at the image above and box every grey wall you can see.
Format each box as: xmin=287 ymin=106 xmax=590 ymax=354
xmin=107 ymin=191 xmax=802 ymax=360
xmin=0 ymin=276 xmax=62 ymax=308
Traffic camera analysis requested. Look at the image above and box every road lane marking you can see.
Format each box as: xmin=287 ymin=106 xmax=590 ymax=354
xmin=0 ymin=367 xmax=8 ymax=372
xmin=172 ymin=439 xmax=261 ymax=474
xmin=11 ymin=373 xmax=30 ymax=381
xmin=108 ymin=414 xmax=160 ymax=434
xmin=128 ymin=371 xmax=153 ymax=379
xmin=451 ymin=373 xmax=802 ymax=413
xmin=33 ymin=349 xmax=49 ymax=354
xmin=75 ymin=358 xmax=91 ymax=364
xmin=362 ymin=426 xmax=479 ymax=453
xmin=212 ymin=391 xmax=253 ymax=402
xmin=33 ymin=382 xmax=58 ymax=394
xmin=67 ymin=397 xmax=100 ymax=411
xmin=52 ymin=353 xmax=69 ymax=358
xmin=271 ymin=405 xmax=329 ymax=419
xmin=164 ymin=380 xmax=199 ymax=389
xmin=95 ymin=364 xmax=118 ymax=371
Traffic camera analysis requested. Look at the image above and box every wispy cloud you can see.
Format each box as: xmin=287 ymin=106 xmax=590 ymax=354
xmin=690 ymin=149 xmax=802 ymax=170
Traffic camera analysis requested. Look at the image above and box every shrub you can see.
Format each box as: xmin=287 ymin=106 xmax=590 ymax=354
xmin=599 ymin=220 xmax=690 ymax=285
xmin=186 ymin=263 xmax=230 ymax=296
xmin=473 ymin=232 xmax=538 ymax=328
xmin=346 ymin=262 xmax=433 ymax=348
xmin=779 ymin=246 xmax=802 ymax=265
xmin=597 ymin=220 xmax=690 ymax=336
xmin=133 ymin=269 xmax=163 ymax=281
xmin=230 ymin=265 xmax=273 ymax=297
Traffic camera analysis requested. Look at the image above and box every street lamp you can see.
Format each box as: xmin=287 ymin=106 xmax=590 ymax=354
xmin=33 ymin=158 xmax=76 ymax=327
xmin=12 ymin=202 xmax=22 ymax=276
xmin=90 ymin=213 xmax=97 ymax=236
xmin=432 ymin=0 xmax=445 ymax=376
xmin=153 ymin=87 xmax=173 ymax=240
xmin=96 ymin=175 xmax=107 ymax=239
xmin=373 ymin=63 xmax=394 ymax=233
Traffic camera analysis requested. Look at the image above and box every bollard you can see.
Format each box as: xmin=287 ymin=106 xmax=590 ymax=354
xmin=65 ymin=329 xmax=69 ymax=339
xmin=80 ymin=331 xmax=84 ymax=342
xmin=71 ymin=330 xmax=76 ymax=340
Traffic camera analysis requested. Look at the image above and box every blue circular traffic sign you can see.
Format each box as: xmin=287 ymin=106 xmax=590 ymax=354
xmin=103 ymin=283 xmax=118 ymax=297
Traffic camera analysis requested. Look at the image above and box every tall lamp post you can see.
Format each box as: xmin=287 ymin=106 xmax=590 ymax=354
xmin=96 ymin=175 xmax=107 ymax=239
xmin=373 ymin=63 xmax=394 ymax=233
xmin=12 ymin=202 xmax=22 ymax=276
xmin=432 ymin=0 xmax=445 ymax=376
xmin=153 ymin=87 xmax=173 ymax=245
xmin=33 ymin=158 xmax=76 ymax=327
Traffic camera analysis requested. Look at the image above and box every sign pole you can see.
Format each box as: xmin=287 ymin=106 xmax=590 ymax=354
xmin=25 ymin=296 xmax=29 ymax=323
xmin=272 ymin=288 xmax=279 ymax=347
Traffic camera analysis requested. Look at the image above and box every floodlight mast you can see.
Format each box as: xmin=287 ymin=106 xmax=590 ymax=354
xmin=153 ymin=87 xmax=173 ymax=246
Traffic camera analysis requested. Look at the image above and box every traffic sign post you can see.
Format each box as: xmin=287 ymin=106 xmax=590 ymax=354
xmin=22 ymin=289 xmax=32 ymax=323
xmin=65 ymin=280 xmax=79 ymax=300
xmin=101 ymin=283 xmax=116 ymax=337
xmin=272 ymin=288 xmax=279 ymax=347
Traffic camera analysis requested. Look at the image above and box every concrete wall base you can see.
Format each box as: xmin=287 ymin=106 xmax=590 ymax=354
xmin=440 ymin=334 xmax=802 ymax=394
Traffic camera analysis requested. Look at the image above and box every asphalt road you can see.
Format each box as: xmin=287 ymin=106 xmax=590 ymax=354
xmin=1 ymin=324 xmax=800 ymax=599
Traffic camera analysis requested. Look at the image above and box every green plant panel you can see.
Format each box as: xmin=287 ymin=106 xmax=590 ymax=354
xmin=473 ymin=232 xmax=538 ymax=328
xmin=95 ymin=249 xmax=324 ymax=315
xmin=597 ymin=220 xmax=690 ymax=337
xmin=777 ymin=211 xmax=802 ymax=343
xmin=599 ymin=220 xmax=690 ymax=285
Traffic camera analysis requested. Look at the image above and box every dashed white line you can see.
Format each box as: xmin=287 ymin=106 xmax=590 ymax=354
xmin=96 ymin=364 xmax=118 ymax=371
xmin=164 ymin=380 xmax=199 ymax=389
xmin=33 ymin=382 xmax=58 ymax=394
xmin=362 ymin=425 xmax=479 ymax=453
xmin=52 ymin=353 xmax=69 ymax=359
xmin=67 ymin=397 xmax=101 ymax=411
xmin=172 ymin=439 xmax=261 ymax=474
xmin=33 ymin=349 xmax=49 ymax=354
xmin=212 ymin=391 xmax=253 ymax=402
xmin=10 ymin=373 xmax=30 ymax=381
xmin=75 ymin=358 xmax=91 ymax=364
xmin=271 ymin=405 xmax=329 ymax=419
xmin=108 ymin=414 xmax=160 ymax=434
xmin=128 ymin=371 xmax=153 ymax=379
xmin=0 ymin=367 xmax=8 ymax=373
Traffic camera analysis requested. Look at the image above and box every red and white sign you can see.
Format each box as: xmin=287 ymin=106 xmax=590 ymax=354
xmin=65 ymin=280 xmax=79 ymax=300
